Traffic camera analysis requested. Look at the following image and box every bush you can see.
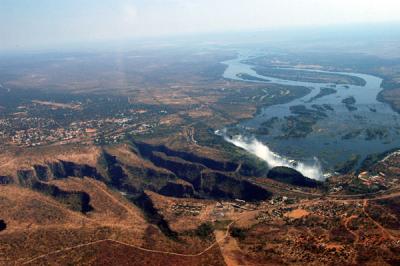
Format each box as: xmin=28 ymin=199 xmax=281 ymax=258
xmin=230 ymin=227 xmax=247 ymax=240
xmin=195 ymin=222 xmax=214 ymax=239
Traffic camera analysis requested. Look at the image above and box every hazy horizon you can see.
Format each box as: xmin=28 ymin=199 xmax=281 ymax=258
xmin=1 ymin=0 xmax=400 ymax=52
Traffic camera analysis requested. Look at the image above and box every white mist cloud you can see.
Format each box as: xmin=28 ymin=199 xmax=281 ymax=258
xmin=217 ymin=130 xmax=324 ymax=180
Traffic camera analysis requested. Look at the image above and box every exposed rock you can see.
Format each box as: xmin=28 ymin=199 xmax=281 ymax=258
xmin=16 ymin=168 xmax=94 ymax=214
xmin=17 ymin=169 xmax=38 ymax=187
xmin=33 ymin=165 xmax=51 ymax=181
xmin=100 ymin=150 xmax=175 ymax=195
xmin=149 ymin=151 xmax=204 ymax=183
xmin=7 ymin=143 xmax=275 ymax=224
xmin=0 ymin=176 xmax=13 ymax=185
xmin=159 ymin=180 xmax=195 ymax=198
xmin=135 ymin=141 xmax=238 ymax=172
xmin=0 ymin=220 xmax=6 ymax=231
xmin=134 ymin=142 xmax=273 ymax=201
xmin=197 ymin=171 xmax=272 ymax=201
xmin=32 ymin=181 xmax=94 ymax=213
xmin=134 ymin=192 xmax=178 ymax=239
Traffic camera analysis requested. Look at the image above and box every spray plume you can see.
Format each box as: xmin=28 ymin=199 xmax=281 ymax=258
xmin=217 ymin=130 xmax=324 ymax=180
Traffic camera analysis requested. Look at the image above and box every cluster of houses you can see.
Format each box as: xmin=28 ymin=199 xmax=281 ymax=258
xmin=5 ymin=117 xmax=156 ymax=147
xmin=171 ymin=202 xmax=204 ymax=216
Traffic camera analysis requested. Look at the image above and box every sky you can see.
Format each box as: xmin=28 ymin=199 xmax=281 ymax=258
xmin=1 ymin=0 xmax=400 ymax=51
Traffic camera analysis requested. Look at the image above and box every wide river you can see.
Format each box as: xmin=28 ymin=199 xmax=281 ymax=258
xmin=221 ymin=50 xmax=400 ymax=173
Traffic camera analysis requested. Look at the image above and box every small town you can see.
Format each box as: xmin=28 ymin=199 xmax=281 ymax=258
xmin=0 ymin=102 xmax=165 ymax=147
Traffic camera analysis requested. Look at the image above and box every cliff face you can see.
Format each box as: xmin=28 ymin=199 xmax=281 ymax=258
xmin=159 ymin=180 xmax=195 ymax=198
xmin=17 ymin=168 xmax=94 ymax=213
xmin=134 ymin=192 xmax=178 ymax=239
xmin=192 ymin=171 xmax=272 ymax=201
xmin=0 ymin=176 xmax=12 ymax=185
xmin=134 ymin=142 xmax=239 ymax=172
xmin=2 ymin=142 xmax=273 ymax=214
xmin=30 ymin=161 xmax=102 ymax=181
xmin=0 ymin=141 xmax=329 ymax=243
xmin=134 ymin=142 xmax=272 ymax=201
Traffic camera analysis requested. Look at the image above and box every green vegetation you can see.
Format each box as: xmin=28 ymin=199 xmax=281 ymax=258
xmin=253 ymin=66 xmax=366 ymax=86
xmin=216 ymin=84 xmax=311 ymax=111
xmin=377 ymin=88 xmax=400 ymax=113
xmin=267 ymin=166 xmax=320 ymax=187
xmin=342 ymin=96 xmax=358 ymax=111
xmin=345 ymin=178 xmax=386 ymax=194
xmin=279 ymin=105 xmax=327 ymax=138
xmin=195 ymin=222 xmax=214 ymax=239
xmin=213 ymin=219 xmax=232 ymax=230
xmin=237 ymin=73 xmax=270 ymax=82
xmin=381 ymin=79 xmax=400 ymax=90
xmin=365 ymin=128 xmax=389 ymax=140
xmin=322 ymin=104 xmax=334 ymax=111
xmin=307 ymin=87 xmax=337 ymax=102
xmin=200 ymin=63 xmax=229 ymax=80
xmin=358 ymin=148 xmax=400 ymax=173
xmin=334 ymin=154 xmax=360 ymax=174
xmin=255 ymin=117 xmax=279 ymax=135
xmin=230 ymin=227 xmax=248 ymax=240
xmin=342 ymin=96 xmax=356 ymax=105
xmin=342 ymin=129 xmax=362 ymax=140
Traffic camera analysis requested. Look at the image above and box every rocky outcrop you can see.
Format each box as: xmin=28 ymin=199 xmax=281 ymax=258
xmin=30 ymin=161 xmax=102 ymax=182
xmin=0 ymin=220 xmax=6 ymax=231
xmin=33 ymin=165 xmax=51 ymax=181
xmin=100 ymin=151 xmax=177 ymax=195
xmin=32 ymin=181 xmax=93 ymax=213
xmin=267 ymin=166 xmax=320 ymax=188
xmin=17 ymin=167 xmax=94 ymax=214
xmin=237 ymin=160 xmax=269 ymax=177
xmin=6 ymin=141 xmax=275 ymax=202
xmin=196 ymin=171 xmax=272 ymax=201
xmin=8 ymin=142 xmax=276 ymax=218
xmin=133 ymin=142 xmax=273 ymax=201
xmin=0 ymin=176 xmax=13 ymax=185
xmin=149 ymin=152 xmax=204 ymax=183
xmin=17 ymin=169 xmax=38 ymax=187
xmin=135 ymin=142 xmax=238 ymax=172
xmin=159 ymin=180 xmax=195 ymax=198
xmin=100 ymin=152 xmax=131 ymax=190
xmin=16 ymin=160 xmax=103 ymax=187
xmin=134 ymin=192 xmax=178 ymax=239
xmin=59 ymin=160 xmax=102 ymax=179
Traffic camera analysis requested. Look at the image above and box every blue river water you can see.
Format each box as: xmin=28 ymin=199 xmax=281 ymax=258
xmin=222 ymin=51 xmax=400 ymax=172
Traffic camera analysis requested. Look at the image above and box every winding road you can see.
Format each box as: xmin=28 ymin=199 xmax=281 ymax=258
xmin=21 ymin=216 xmax=239 ymax=265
